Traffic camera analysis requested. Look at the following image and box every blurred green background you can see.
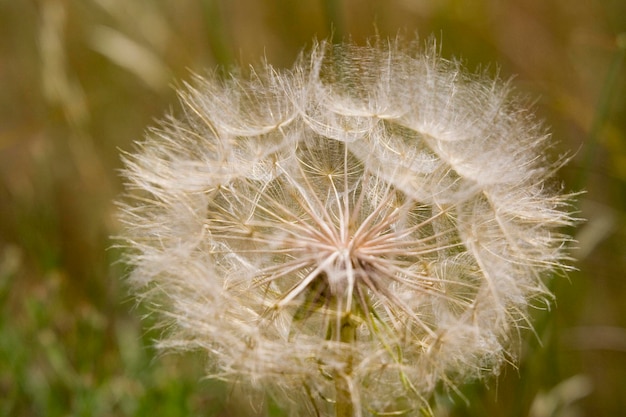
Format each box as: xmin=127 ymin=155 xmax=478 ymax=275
xmin=1 ymin=0 xmax=625 ymax=416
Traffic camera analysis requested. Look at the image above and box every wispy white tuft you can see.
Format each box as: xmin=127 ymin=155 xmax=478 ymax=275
xmin=118 ymin=38 xmax=575 ymax=416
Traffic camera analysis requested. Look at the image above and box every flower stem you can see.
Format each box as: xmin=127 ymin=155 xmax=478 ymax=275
xmin=335 ymin=313 xmax=356 ymax=417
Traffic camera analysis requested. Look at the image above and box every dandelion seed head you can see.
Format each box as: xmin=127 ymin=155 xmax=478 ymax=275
xmin=119 ymin=38 xmax=575 ymax=415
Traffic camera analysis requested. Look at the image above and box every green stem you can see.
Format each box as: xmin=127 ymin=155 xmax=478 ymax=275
xmin=335 ymin=313 xmax=356 ymax=417
xmin=201 ymin=0 xmax=233 ymax=70
xmin=322 ymin=0 xmax=343 ymax=40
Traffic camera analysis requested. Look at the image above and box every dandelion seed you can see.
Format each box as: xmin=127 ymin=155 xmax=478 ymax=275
xmin=118 ymin=37 xmax=575 ymax=416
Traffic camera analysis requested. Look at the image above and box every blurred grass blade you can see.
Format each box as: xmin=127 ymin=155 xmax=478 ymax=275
xmin=89 ymin=25 xmax=171 ymax=92
xmin=576 ymin=33 xmax=626 ymax=189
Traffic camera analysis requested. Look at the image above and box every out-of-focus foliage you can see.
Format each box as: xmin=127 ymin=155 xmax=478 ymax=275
xmin=0 ymin=1 xmax=624 ymax=416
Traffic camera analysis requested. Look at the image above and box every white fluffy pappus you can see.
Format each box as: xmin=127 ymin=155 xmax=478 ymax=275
xmin=118 ymin=38 xmax=575 ymax=416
